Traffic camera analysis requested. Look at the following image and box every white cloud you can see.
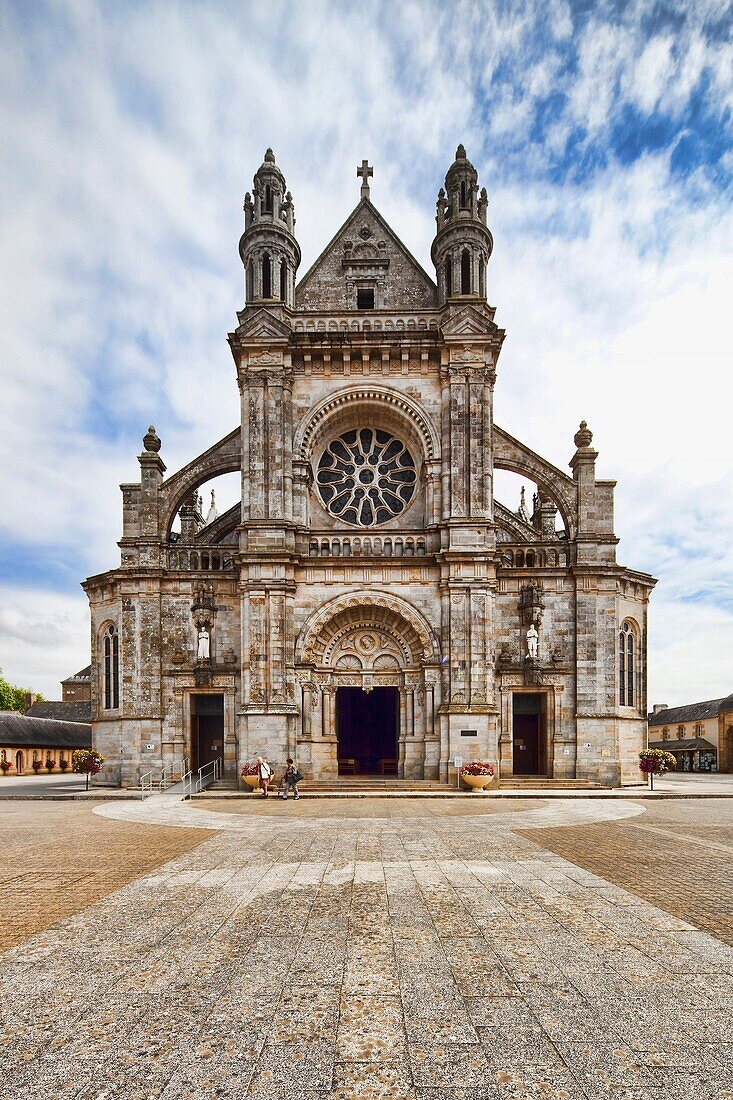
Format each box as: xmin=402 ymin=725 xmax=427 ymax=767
xmin=0 ymin=0 xmax=730 ymax=704
xmin=0 ymin=588 xmax=89 ymax=698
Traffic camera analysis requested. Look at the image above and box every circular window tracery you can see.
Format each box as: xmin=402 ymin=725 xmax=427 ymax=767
xmin=316 ymin=428 xmax=417 ymax=527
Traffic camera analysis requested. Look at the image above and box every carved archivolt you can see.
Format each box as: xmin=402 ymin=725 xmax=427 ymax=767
xmin=294 ymin=384 xmax=440 ymax=464
xmin=296 ymin=590 xmax=440 ymax=667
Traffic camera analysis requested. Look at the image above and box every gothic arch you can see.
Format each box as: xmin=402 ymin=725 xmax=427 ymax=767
xmin=493 ymin=425 xmax=577 ymax=538
xmin=296 ymin=590 xmax=440 ymax=667
xmin=294 ymin=385 xmax=440 ymax=465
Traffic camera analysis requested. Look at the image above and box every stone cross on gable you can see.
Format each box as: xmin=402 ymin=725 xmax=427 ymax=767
xmin=357 ymin=159 xmax=373 ymax=200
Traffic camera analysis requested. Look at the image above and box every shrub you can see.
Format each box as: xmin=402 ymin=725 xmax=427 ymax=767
xmin=0 ymin=760 xmax=12 ymax=774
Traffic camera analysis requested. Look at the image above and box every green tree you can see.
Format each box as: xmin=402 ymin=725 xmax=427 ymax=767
xmin=0 ymin=671 xmax=44 ymax=713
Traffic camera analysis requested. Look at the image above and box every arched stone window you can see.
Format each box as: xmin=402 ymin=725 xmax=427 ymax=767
xmin=478 ymin=257 xmax=485 ymax=297
xmin=444 ymin=256 xmax=452 ymax=297
xmin=279 ymin=259 xmax=288 ymax=302
xmin=103 ymin=624 xmax=120 ymax=710
xmin=618 ymin=621 xmax=636 ymax=706
xmin=264 ymin=184 xmax=273 ymax=214
xmin=677 ymin=725 xmax=685 ymax=740
xmin=461 ymin=249 xmax=471 ymax=294
xmin=246 ymin=261 xmax=253 ymax=302
xmin=262 ymin=253 xmax=272 ymax=299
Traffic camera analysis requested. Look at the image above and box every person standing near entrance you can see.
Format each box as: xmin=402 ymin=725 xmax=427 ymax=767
xmin=281 ymin=758 xmax=302 ymax=800
xmin=256 ymin=756 xmax=272 ymax=797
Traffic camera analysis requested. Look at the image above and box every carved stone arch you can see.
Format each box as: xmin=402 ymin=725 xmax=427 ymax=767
xmin=294 ymin=384 xmax=440 ymax=465
xmin=160 ymin=429 xmax=241 ymax=540
xmin=296 ymin=590 xmax=440 ymax=667
xmin=196 ymin=503 xmax=240 ymax=546
xmin=494 ymin=501 xmax=542 ymax=544
xmin=493 ymin=425 xmax=577 ymax=538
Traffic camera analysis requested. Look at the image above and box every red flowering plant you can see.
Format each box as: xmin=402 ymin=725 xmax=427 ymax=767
xmin=639 ymin=749 xmax=676 ymax=790
xmin=59 ymin=758 xmax=69 ymax=772
xmin=0 ymin=759 xmax=12 ymax=774
xmin=460 ymin=762 xmax=495 ymax=777
xmin=241 ymin=762 xmax=259 ymax=777
xmin=72 ymin=749 xmax=105 ymax=791
xmin=45 ymin=758 xmax=55 ymax=772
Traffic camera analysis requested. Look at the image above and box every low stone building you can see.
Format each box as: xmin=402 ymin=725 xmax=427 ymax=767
xmin=83 ymin=146 xmax=656 ymax=789
xmin=648 ymin=697 xmax=733 ymax=772
xmin=0 ymin=712 xmax=91 ymax=776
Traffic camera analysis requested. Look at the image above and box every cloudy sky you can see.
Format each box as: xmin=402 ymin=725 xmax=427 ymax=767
xmin=0 ymin=0 xmax=731 ymax=702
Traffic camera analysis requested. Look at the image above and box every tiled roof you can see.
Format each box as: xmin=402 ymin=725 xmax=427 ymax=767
xmin=26 ymin=701 xmax=91 ymax=723
xmin=648 ymin=698 xmax=731 ymax=726
xmin=0 ymin=711 xmax=91 ymax=749
xmin=61 ymin=665 xmax=91 ymax=685
xmin=648 ymin=737 xmax=717 ymax=753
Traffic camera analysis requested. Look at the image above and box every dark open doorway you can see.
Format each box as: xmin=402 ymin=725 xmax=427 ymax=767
xmin=191 ymin=694 xmax=224 ymax=772
xmin=512 ymin=693 xmax=545 ymax=775
xmin=337 ymin=687 xmax=398 ymax=776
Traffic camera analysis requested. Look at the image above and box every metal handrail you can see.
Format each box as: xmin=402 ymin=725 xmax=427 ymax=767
xmin=139 ymin=770 xmax=153 ymax=799
xmin=158 ymin=764 xmax=176 ymax=791
xmin=196 ymin=756 xmax=223 ymax=793
xmin=179 ymin=757 xmax=223 ymax=800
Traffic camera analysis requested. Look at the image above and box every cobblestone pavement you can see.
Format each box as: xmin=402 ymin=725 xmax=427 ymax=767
xmin=0 ymin=802 xmax=214 ymax=950
xmin=1 ymin=796 xmax=731 ymax=1100
xmin=519 ymin=797 xmax=733 ymax=947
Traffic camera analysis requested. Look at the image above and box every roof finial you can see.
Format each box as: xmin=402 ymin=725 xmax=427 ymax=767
xmin=357 ymin=159 xmax=373 ymax=200
xmin=518 ymin=485 xmax=531 ymax=524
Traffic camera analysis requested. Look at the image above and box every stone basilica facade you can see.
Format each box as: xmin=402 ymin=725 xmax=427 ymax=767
xmin=84 ymin=146 xmax=655 ymax=788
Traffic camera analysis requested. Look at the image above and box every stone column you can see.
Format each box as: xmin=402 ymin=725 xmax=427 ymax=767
xmin=246 ymin=593 xmax=267 ymax=704
xmin=247 ymin=373 xmax=267 ymax=520
xmin=449 ymin=368 xmax=467 ymax=517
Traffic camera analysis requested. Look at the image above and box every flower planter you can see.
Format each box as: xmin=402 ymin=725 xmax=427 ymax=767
xmin=461 ymin=773 xmax=494 ymax=792
xmin=243 ymin=775 xmax=261 ymax=791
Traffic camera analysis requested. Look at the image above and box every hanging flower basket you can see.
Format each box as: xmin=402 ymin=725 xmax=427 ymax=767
xmin=638 ymin=749 xmax=676 ymax=790
xmin=72 ymin=749 xmax=105 ymax=791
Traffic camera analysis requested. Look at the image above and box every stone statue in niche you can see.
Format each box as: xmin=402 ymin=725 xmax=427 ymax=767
xmin=526 ymin=623 xmax=539 ymax=660
xmin=197 ymin=627 xmax=211 ymax=661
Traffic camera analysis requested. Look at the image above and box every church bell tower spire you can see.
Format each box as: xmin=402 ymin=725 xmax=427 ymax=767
xmin=239 ymin=148 xmax=301 ymax=308
xmin=431 ymin=144 xmax=493 ymax=305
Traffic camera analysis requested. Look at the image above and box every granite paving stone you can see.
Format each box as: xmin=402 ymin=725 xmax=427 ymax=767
xmin=0 ymin=795 xmax=731 ymax=1100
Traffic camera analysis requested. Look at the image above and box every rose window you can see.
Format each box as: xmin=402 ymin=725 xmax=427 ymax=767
xmin=316 ymin=428 xmax=417 ymax=526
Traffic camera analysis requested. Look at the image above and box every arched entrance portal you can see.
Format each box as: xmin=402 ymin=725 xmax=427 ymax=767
xmin=337 ymin=686 xmax=398 ymax=775
xmin=296 ymin=592 xmax=442 ymax=781
xmin=15 ymin=750 xmax=23 ymax=775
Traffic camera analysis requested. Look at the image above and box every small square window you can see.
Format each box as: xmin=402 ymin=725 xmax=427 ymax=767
xmin=356 ymin=288 xmax=375 ymax=310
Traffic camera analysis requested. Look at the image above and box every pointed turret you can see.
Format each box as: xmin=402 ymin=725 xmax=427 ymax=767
xmin=239 ymin=149 xmax=301 ymax=307
xmin=431 ymin=145 xmax=493 ymax=305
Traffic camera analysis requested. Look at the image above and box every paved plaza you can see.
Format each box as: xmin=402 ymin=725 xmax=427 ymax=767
xmin=1 ymin=795 xmax=732 ymax=1099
